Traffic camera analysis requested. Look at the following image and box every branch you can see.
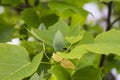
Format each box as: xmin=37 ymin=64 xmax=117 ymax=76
xmin=99 ymin=1 xmax=113 ymax=68
xmin=110 ymin=16 xmax=120 ymax=27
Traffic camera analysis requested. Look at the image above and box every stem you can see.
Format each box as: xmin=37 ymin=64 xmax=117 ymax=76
xmin=40 ymin=62 xmax=53 ymax=65
xmin=99 ymin=1 xmax=113 ymax=68
xmin=42 ymin=42 xmax=51 ymax=61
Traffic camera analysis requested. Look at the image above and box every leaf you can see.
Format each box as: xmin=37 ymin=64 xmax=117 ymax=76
xmin=87 ymin=29 xmax=120 ymax=56
xmin=100 ymin=0 xmax=120 ymax=2
xmin=40 ymin=14 xmax=59 ymax=27
xmin=65 ymin=35 xmax=83 ymax=44
xmin=72 ymin=66 xmax=102 ymax=80
xmin=87 ymin=43 xmax=120 ymax=56
xmin=59 ymin=45 xmax=88 ymax=59
xmin=21 ymin=8 xmax=40 ymax=28
xmin=30 ymin=18 xmax=69 ymax=46
xmin=76 ymin=53 xmax=99 ymax=70
xmin=48 ymin=2 xmax=88 ymax=17
xmin=78 ymin=31 xmax=94 ymax=44
xmin=20 ymin=41 xmax=42 ymax=54
xmin=64 ymin=0 xmax=92 ymax=7
xmin=53 ymin=31 xmax=64 ymax=52
xmin=49 ymin=65 xmax=71 ymax=80
xmin=68 ymin=23 xmax=81 ymax=36
xmin=95 ymin=29 xmax=120 ymax=44
xmin=1 ymin=0 xmax=21 ymax=6
xmin=30 ymin=73 xmax=40 ymax=80
xmin=0 ymin=44 xmax=43 ymax=80
xmin=0 ymin=23 xmax=15 ymax=42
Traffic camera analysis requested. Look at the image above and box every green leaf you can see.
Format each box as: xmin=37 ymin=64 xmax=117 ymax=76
xmin=72 ymin=66 xmax=102 ymax=80
xmin=30 ymin=18 xmax=69 ymax=46
xmin=95 ymin=29 xmax=120 ymax=44
xmin=76 ymin=53 xmax=100 ymax=70
xmin=78 ymin=31 xmax=94 ymax=44
xmin=68 ymin=24 xmax=81 ymax=36
xmin=48 ymin=2 xmax=88 ymax=17
xmin=65 ymin=34 xmax=82 ymax=44
xmin=49 ymin=65 xmax=71 ymax=80
xmin=40 ymin=14 xmax=59 ymax=28
xmin=100 ymin=0 xmax=120 ymax=2
xmin=30 ymin=73 xmax=40 ymax=80
xmin=87 ymin=29 xmax=120 ymax=56
xmin=0 ymin=23 xmax=15 ymax=42
xmin=64 ymin=0 xmax=92 ymax=7
xmin=53 ymin=31 xmax=64 ymax=52
xmin=1 ymin=0 xmax=21 ymax=6
xmin=38 ymin=23 xmax=46 ymax=30
xmin=21 ymin=8 xmax=40 ymax=28
xmin=0 ymin=44 xmax=43 ymax=80
xmin=87 ymin=43 xmax=120 ymax=56
xmin=20 ymin=41 xmax=42 ymax=54
xmin=59 ymin=45 xmax=88 ymax=59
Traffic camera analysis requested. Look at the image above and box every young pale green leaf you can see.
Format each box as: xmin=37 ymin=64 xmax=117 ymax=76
xmin=53 ymin=31 xmax=64 ymax=52
xmin=87 ymin=43 xmax=120 ymax=56
xmin=30 ymin=73 xmax=40 ymax=80
xmin=49 ymin=65 xmax=71 ymax=80
xmin=87 ymin=29 xmax=120 ymax=56
xmin=21 ymin=8 xmax=39 ymax=28
xmin=65 ymin=35 xmax=82 ymax=44
xmin=72 ymin=66 xmax=102 ymax=80
xmin=95 ymin=29 xmax=120 ymax=44
xmin=0 ymin=44 xmax=43 ymax=80
xmin=59 ymin=45 xmax=88 ymax=59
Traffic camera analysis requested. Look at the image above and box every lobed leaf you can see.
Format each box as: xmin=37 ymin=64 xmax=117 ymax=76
xmin=87 ymin=29 xmax=120 ymax=56
xmin=21 ymin=8 xmax=40 ymax=28
xmin=59 ymin=45 xmax=88 ymax=59
xmin=72 ymin=66 xmax=102 ymax=80
xmin=49 ymin=65 xmax=71 ymax=80
xmin=0 ymin=44 xmax=43 ymax=80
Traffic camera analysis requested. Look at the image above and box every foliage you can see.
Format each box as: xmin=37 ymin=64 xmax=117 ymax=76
xmin=0 ymin=0 xmax=120 ymax=80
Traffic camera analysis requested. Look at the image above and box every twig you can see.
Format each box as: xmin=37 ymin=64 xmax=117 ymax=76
xmin=110 ymin=16 xmax=120 ymax=27
xmin=99 ymin=1 xmax=113 ymax=68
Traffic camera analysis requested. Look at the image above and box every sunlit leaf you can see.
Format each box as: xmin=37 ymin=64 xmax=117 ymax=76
xmin=65 ymin=35 xmax=82 ymax=44
xmin=87 ymin=29 xmax=120 ymax=56
xmin=59 ymin=45 xmax=88 ymax=59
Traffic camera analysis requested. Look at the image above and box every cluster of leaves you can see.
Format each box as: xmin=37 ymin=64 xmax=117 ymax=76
xmin=0 ymin=0 xmax=120 ymax=80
